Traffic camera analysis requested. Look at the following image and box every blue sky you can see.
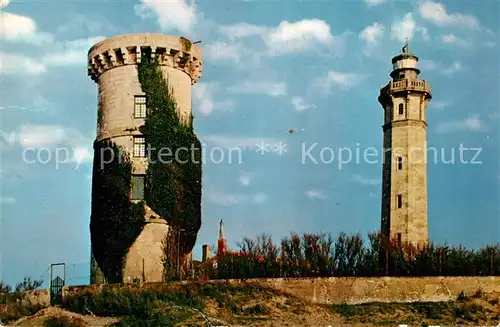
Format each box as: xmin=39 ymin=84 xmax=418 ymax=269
xmin=1 ymin=0 xmax=499 ymax=286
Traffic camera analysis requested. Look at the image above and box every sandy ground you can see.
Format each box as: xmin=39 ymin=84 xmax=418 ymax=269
xmin=4 ymin=291 xmax=500 ymax=326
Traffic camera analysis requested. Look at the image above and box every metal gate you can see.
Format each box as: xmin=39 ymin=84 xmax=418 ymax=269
xmin=50 ymin=263 xmax=65 ymax=306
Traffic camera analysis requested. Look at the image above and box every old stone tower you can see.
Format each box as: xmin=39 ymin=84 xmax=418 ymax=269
xmin=87 ymin=33 xmax=203 ymax=283
xmin=378 ymin=42 xmax=432 ymax=247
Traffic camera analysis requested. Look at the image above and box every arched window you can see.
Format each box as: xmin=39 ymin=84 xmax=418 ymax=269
xmin=397 ymin=157 xmax=403 ymax=170
xmin=398 ymin=103 xmax=404 ymax=115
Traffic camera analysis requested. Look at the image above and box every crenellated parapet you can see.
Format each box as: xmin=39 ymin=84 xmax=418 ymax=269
xmin=87 ymin=33 xmax=203 ymax=84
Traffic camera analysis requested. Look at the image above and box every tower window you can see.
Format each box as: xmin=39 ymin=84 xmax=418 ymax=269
xmin=397 ymin=194 xmax=403 ymax=208
xmin=397 ymin=157 xmax=403 ymax=170
xmin=398 ymin=103 xmax=404 ymax=115
xmin=399 ymin=73 xmax=405 ymax=79
xmin=133 ymin=136 xmax=146 ymax=157
xmin=397 ymin=233 xmax=402 ymax=244
xmin=131 ymin=175 xmax=145 ymax=200
xmin=134 ymin=95 xmax=147 ymax=118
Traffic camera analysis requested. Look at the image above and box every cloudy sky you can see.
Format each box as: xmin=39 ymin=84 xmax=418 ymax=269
xmin=1 ymin=0 xmax=499 ymax=286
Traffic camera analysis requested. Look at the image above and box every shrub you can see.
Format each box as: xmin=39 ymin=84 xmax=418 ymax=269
xmin=0 ymin=281 xmax=11 ymax=293
xmin=0 ymin=298 xmax=44 ymax=323
xmin=332 ymin=303 xmax=358 ymax=317
xmin=90 ymin=140 xmax=146 ymax=283
xmin=203 ymin=231 xmax=499 ymax=279
xmin=63 ymin=285 xmax=205 ymax=317
xmin=15 ymin=277 xmax=43 ymax=292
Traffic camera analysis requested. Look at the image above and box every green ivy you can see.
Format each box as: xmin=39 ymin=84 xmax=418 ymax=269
xmin=90 ymin=140 xmax=146 ymax=283
xmin=179 ymin=37 xmax=192 ymax=52
xmin=137 ymin=57 xmax=202 ymax=256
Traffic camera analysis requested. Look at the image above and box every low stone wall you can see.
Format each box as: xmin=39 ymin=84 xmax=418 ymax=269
xmin=24 ymin=289 xmax=50 ymax=306
xmin=215 ymin=276 xmax=500 ymax=304
xmin=61 ymin=276 xmax=500 ymax=305
xmin=0 ymin=289 xmax=50 ymax=307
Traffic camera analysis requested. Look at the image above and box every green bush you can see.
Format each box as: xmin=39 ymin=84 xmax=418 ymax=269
xmin=90 ymin=140 xmax=146 ymax=283
xmin=202 ymin=231 xmax=500 ymax=279
xmin=63 ymin=286 xmax=204 ymax=318
xmin=137 ymin=57 xmax=202 ymax=257
xmin=0 ymin=297 xmax=44 ymax=323
xmin=332 ymin=303 xmax=358 ymax=317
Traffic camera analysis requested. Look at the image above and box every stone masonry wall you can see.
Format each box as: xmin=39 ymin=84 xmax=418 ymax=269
xmin=62 ymin=277 xmax=500 ymax=305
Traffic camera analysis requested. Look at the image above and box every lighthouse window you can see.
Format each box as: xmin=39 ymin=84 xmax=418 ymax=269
xmin=131 ymin=175 xmax=145 ymax=200
xmin=397 ymin=194 xmax=403 ymax=208
xmin=398 ymin=103 xmax=404 ymax=115
xmin=133 ymin=136 xmax=146 ymax=157
xmin=134 ymin=95 xmax=147 ymax=118
xmin=397 ymin=157 xmax=403 ymax=170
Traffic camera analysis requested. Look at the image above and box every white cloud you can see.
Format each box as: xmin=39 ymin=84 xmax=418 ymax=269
xmin=219 ymin=23 xmax=267 ymax=39
xmin=56 ymin=14 xmax=115 ymax=36
xmin=228 ymin=80 xmax=287 ymax=97
xmin=391 ymin=13 xmax=429 ymax=42
xmin=419 ymin=60 xmax=463 ymax=75
xmin=488 ymin=112 xmax=500 ymax=121
xmin=1 ymin=125 xmax=94 ymax=168
xmin=135 ymin=0 xmax=197 ymax=34
xmin=352 ymin=174 xmax=381 ymax=186
xmin=360 ymin=22 xmax=385 ymax=43
xmin=17 ymin=125 xmax=70 ymax=148
xmin=482 ymin=41 xmax=496 ymax=48
xmin=218 ymin=19 xmax=343 ymax=56
xmin=436 ymin=115 xmax=485 ymax=133
xmin=442 ymin=61 xmax=463 ymax=75
xmin=0 ymin=0 xmax=10 ymax=8
xmin=418 ymin=1 xmax=480 ymax=29
xmin=359 ymin=22 xmax=385 ymax=56
xmin=43 ymin=36 xmax=106 ymax=67
xmin=207 ymin=189 xmax=267 ymax=206
xmin=430 ymin=101 xmax=451 ymax=110
xmin=306 ymin=190 xmax=327 ymax=199
xmin=193 ymin=83 xmax=215 ymax=115
xmin=441 ymin=34 xmax=471 ymax=48
xmin=0 ymin=11 xmax=53 ymax=45
xmin=1 ymin=35 xmax=105 ymax=76
xmin=291 ymin=96 xmax=315 ymax=111
xmin=313 ymin=71 xmax=366 ymax=94
xmin=72 ymin=147 xmax=93 ymax=165
xmin=201 ymin=135 xmax=278 ymax=151
xmin=238 ymin=172 xmax=253 ymax=186
xmin=0 ymin=196 xmax=16 ymax=204
xmin=204 ymin=41 xmax=249 ymax=63
xmin=419 ymin=59 xmax=438 ymax=71
xmin=265 ymin=19 xmax=334 ymax=55
xmin=1 ymin=125 xmax=93 ymax=163
xmin=365 ymin=0 xmax=387 ymax=5
xmin=0 ymin=52 xmax=46 ymax=74
xmin=193 ymin=83 xmax=234 ymax=116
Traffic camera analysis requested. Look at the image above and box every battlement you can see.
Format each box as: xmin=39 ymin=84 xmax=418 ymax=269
xmin=87 ymin=33 xmax=203 ymax=84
